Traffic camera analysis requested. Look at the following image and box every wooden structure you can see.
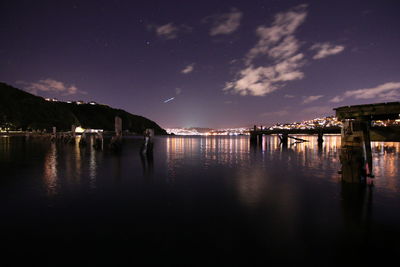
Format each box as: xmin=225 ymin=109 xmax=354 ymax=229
xmin=250 ymin=126 xmax=328 ymax=146
xmin=335 ymin=102 xmax=400 ymax=121
xmin=334 ymin=102 xmax=400 ymax=183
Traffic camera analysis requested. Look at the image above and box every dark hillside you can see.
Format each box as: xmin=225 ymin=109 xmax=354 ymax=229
xmin=0 ymin=82 xmax=167 ymax=134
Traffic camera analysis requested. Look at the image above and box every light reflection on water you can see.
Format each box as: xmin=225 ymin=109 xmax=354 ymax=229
xmin=372 ymin=142 xmax=400 ymax=193
xmin=43 ymin=143 xmax=58 ymax=196
xmin=164 ymin=135 xmax=400 ymax=197
xmin=24 ymin=135 xmax=400 ymax=197
xmin=0 ymin=136 xmax=11 ymax=161
xmin=88 ymin=137 xmax=98 ymax=190
xmin=1 ymin=135 xmax=400 ymax=264
xmin=163 ymin=135 xmax=400 ymax=205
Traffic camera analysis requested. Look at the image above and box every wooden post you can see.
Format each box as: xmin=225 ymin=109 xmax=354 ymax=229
xmin=115 ymin=116 xmax=122 ymax=137
xmin=258 ymin=125 xmax=263 ymax=145
xmin=250 ymin=125 xmax=257 ymax=144
xmin=339 ymin=120 xmax=367 ymax=183
xmin=142 ymin=128 xmax=154 ymax=155
xmin=71 ymin=125 xmax=76 ymax=137
xmin=94 ymin=132 xmax=104 ymax=150
xmin=281 ymin=132 xmax=288 ymax=145
xmin=110 ymin=116 xmax=123 ymax=150
xmin=361 ymin=120 xmax=373 ymax=177
xmin=51 ymin=126 xmax=56 ymax=142
xmin=67 ymin=125 xmax=76 ymax=144
xmin=317 ymin=131 xmax=323 ymax=144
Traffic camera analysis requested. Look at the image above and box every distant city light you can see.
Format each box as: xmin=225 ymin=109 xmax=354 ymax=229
xmin=268 ymin=116 xmax=342 ymax=130
xmin=166 ymin=127 xmax=250 ymax=136
xmin=166 ymin=116 xmax=345 ymax=136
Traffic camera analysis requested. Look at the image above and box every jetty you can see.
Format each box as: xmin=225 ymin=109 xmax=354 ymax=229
xmin=250 ymin=126 xmax=340 ymax=145
xmin=335 ymin=102 xmax=400 ymax=183
xmin=250 ymin=102 xmax=400 ymax=183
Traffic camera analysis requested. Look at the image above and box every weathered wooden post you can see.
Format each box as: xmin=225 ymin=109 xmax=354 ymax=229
xmin=110 ymin=116 xmax=122 ymax=150
xmin=79 ymin=130 xmax=87 ymax=146
xmin=51 ymin=126 xmax=56 ymax=142
xmin=257 ymin=133 xmax=263 ymax=144
xmin=115 ymin=116 xmax=122 ymax=138
xmin=280 ymin=132 xmax=288 ymax=146
xmin=141 ymin=128 xmax=154 ymax=155
xmin=250 ymin=125 xmax=257 ymax=144
xmin=93 ymin=132 xmax=104 ymax=150
xmin=68 ymin=124 xmax=77 ymax=144
xmin=71 ymin=125 xmax=76 ymax=138
xmin=140 ymin=129 xmax=154 ymax=175
xmin=317 ymin=131 xmax=324 ymax=145
xmin=361 ymin=120 xmax=373 ymax=177
xmin=339 ymin=120 xmax=367 ymax=183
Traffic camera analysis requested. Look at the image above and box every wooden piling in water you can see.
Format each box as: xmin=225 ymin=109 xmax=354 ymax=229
xmin=110 ymin=116 xmax=123 ymax=150
xmin=317 ymin=131 xmax=323 ymax=144
xmin=250 ymin=125 xmax=258 ymax=144
xmin=51 ymin=126 xmax=56 ymax=142
xmin=141 ymin=128 xmax=154 ymax=155
xmin=93 ymin=132 xmax=104 ymax=150
xmin=257 ymin=133 xmax=262 ymax=144
xmin=339 ymin=120 xmax=370 ymax=183
xmin=280 ymin=133 xmax=288 ymax=145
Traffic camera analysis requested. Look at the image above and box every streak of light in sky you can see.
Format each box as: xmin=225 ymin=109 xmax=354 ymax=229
xmin=164 ymin=97 xmax=175 ymax=103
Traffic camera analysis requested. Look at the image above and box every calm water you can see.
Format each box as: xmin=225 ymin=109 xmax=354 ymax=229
xmin=1 ymin=135 xmax=400 ymax=266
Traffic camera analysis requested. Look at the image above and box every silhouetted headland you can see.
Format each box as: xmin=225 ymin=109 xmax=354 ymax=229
xmin=0 ymin=82 xmax=167 ymax=135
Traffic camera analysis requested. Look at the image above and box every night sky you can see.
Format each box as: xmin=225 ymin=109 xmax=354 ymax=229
xmin=1 ymin=0 xmax=399 ymax=128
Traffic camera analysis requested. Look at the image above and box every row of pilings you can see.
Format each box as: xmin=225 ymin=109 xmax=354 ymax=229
xmin=44 ymin=116 xmax=154 ymax=155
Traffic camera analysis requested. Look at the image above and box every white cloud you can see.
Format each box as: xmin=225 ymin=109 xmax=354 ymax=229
xmin=329 ymin=96 xmax=344 ymax=103
xmin=224 ymin=5 xmax=308 ymax=97
xmin=310 ymin=42 xmax=345 ymax=59
xmin=150 ymin=23 xmax=192 ymax=40
xmin=181 ymin=63 xmax=195 ymax=74
xmin=302 ymin=95 xmax=323 ymax=104
xmin=17 ymin=79 xmax=86 ymax=96
xmin=284 ymin=94 xmax=295 ymax=98
xmin=267 ymin=35 xmax=300 ymax=60
xmin=330 ymin=82 xmax=400 ymax=103
xmin=155 ymin=23 xmax=179 ymax=39
xmin=245 ymin=4 xmax=307 ymax=64
xmin=208 ymin=8 xmax=242 ymax=36
xmin=224 ymin=54 xmax=305 ymax=96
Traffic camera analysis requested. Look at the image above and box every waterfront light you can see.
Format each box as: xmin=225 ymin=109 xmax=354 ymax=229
xmin=75 ymin=126 xmax=85 ymax=133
